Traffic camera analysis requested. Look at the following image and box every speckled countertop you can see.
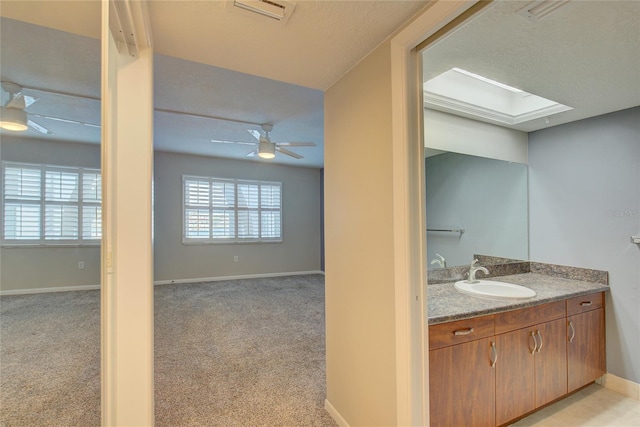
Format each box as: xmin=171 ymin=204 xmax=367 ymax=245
xmin=428 ymin=272 xmax=609 ymax=325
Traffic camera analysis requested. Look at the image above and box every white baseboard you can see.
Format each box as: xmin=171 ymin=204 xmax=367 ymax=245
xmin=325 ymin=399 xmax=350 ymax=427
xmin=153 ymin=270 xmax=325 ymax=286
xmin=0 ymin=271 xmax=325 ymax=296
xmin=0 ymin=284 xmax=100 ymax=296
xmin=597 ymin=373 xmax=640 ymax=400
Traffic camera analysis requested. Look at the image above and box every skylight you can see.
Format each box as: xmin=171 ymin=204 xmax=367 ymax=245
xmin=423 ymin=68 xmax=572 ymax=126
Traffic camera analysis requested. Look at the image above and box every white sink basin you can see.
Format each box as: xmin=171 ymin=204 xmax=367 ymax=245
xmin=454 ymin=280 xmax=536 ymax=299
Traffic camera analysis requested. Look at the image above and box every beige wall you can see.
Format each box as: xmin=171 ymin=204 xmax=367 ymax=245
xmin=153 ymin=151 xmax=322 ymax=282
xmin=324 ymin=39 xmax=398 ymax=425
xmin=0 ymin=137 xmax=101 ymax=292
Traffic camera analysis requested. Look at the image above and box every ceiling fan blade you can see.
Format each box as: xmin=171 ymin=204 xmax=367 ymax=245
xmin=276 ymin=146 xmax=303 ymax=159
xmin=211 ymin=139 xmax=256 ymax=146
xmin=276 ymin=141 xmax=316 ymax=147
xmin=27 ymin=119 xmax=54 ymax=135
xmin=22 ymin=95 xmax=38 ymax=108
xmin=31 ymin=113 xmax=100 ymax=128
xmin=248 ymin=129 xmax=261 ymax=140
xmin=246 ymin=149 xmax=258 ymax=158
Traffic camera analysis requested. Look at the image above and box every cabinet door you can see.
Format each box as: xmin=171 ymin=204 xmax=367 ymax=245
xmin=430 ymin=338 xmax=495 ymax=427
xmin=534 ymin=318 xmax=567 ymax=407
xmin=495 ymin=328 xmax=535 ymax=426
xmin=567 ymin=308 xmax=605 ymax=392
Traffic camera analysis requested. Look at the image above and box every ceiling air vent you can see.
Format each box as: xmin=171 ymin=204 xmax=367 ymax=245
xmin=516 ymin=0 xmax=571 ymax=22
xmin=228 ymin=0 xmax=296 ymax=24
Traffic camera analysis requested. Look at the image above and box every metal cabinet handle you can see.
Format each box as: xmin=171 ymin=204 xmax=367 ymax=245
xmin=453 ymin=328 xmax=474 ymax=336
xmin=490 ymin=342 xmax=498 ymax=368
xmin=568 ymin=321 xmax=575 ymax=343
xmin=536 ymin=330 xmax=543 ymax=353
xmin=580 ymin=301 xmax=593 ymax=306
xmin=530 ymin=331 xmax=538 ymax=354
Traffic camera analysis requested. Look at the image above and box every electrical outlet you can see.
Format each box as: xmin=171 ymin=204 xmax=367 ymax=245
xmin=78 ymin=261 xmax=85 ymax=270
xmin=233 ymin=256 xmax=239 ymax=262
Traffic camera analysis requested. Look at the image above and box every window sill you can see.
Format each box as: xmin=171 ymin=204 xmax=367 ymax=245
xmin=1 ymin=243 xmax=101 ymax=249
xmin=182 ymin=239 xmax=283 ymax=245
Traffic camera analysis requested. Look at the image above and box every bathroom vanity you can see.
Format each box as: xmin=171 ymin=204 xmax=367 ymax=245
xmin=427 ymin=267 xmax=608 ymax=427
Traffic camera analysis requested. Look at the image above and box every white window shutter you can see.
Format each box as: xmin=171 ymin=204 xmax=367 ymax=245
xmin=183 ymin=176 xmax=282 ymax=243
xmin=2 ymin=163 xmax=101 ymax=244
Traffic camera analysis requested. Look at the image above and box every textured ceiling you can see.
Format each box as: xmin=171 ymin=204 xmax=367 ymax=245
xmin=148 ymin=0 xmax=428 ymax=90
xmin=2 ymin=1 xmax=638 ymax=167
xmin=422 ymin=1 xmax=640 ymax=132
xmin=0 ymin=0 xmax=428 ymax=90
xmin=0 ymin=0 xmax=428 ymax=168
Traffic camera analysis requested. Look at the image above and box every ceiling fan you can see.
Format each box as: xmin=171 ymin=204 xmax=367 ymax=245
xmin=0 ymin=81 xmax=100 ymax=135
xmin=211 ymin=123 xmax=316 ymax=159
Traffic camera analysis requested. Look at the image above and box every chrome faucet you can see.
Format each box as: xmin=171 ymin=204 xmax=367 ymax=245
xmin=430 ymin=253 xmax=446 ymax=268
xmin=467 ymin=259 xmax=489 ymax=283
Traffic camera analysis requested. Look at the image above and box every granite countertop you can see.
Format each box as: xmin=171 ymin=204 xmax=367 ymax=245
xmin=428 ymin=272 xmax=609 ymax=325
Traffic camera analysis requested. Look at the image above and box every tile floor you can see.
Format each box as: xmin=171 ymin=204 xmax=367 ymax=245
xmin=511 ymin=384 xmax=640 ymax=426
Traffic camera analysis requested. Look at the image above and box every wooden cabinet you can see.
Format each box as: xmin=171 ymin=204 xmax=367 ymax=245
xmin=495 ymin=327 xmax=535 ymax=424
xmin=429 ymin=316 xmax=496 ymax=427
xmin=567 ymin=293 xmax=606 ymax=392
xmin=430 ymin=338 xmax=496 ymax=427
xmin=428 ymin=292 xmax=605 ymax=427
xmin=494 ymin=301 xmax=567 ymax=426
xmin=534 ymin=318 xmax=568 ymax=406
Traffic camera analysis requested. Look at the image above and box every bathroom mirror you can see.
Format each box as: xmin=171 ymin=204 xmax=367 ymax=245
xmin=425 ymin=150 xmax=528 ymax=268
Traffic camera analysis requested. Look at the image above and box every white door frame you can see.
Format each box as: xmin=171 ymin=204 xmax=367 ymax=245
xmin=389 ymin=1 xmax=477 ymax=425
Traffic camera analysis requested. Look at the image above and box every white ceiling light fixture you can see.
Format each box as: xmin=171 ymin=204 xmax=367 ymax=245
xmin=1 ymin=81 xmax=30 ymax=131
xmin=423 ymin=68 xmax=573 ymax=126
xmin=258 ymin=140 xmax=276 ymax=159
xmin=0 ymin=106 xmax=28 ymax=131
xmin=516 ymin=0 xmax=571 ymax=22
xmin=228 ymin=0 xmax=296 ymax=24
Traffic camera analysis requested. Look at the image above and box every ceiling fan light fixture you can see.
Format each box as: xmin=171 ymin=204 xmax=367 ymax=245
xmin=258 ymin=140 xmax=276 ymax=159
xmin=0 ymin=107 xmax=28 ymax=131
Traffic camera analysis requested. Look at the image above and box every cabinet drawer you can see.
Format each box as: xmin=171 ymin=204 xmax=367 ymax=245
xmin=429 ymin=315 xmax=494 ymax=350
xmin=495 ymin=300 xmax=565 ymax=335
xmin=566 ymin=292 xmax=604 ymax=316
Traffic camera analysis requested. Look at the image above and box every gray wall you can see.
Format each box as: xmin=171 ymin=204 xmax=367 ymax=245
xmin=153 ymin=151 xmax=321 ymax=282
xmin=425 ymin=152 xmax=529 ymax=267
xmin=0 ymin=138 xmax=322 ymax=292
xmin=0 ymin=137 xmax=102 ymax=292
xmin=529 ymin=107 xmax=640 ymax=384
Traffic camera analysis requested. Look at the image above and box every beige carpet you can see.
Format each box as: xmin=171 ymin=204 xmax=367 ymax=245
xmin=0 ymin=274 xmax=336 ymax=427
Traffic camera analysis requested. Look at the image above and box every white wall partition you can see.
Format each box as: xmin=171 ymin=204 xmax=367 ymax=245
xmin=101 ymin=1 xmax=154 ymax=425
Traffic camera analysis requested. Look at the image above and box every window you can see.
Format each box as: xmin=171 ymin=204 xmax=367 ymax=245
xmin=2 ymin=162 xmax=101 ymax=245
xmin=183 ymin=175 xmax=282 ymax=243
